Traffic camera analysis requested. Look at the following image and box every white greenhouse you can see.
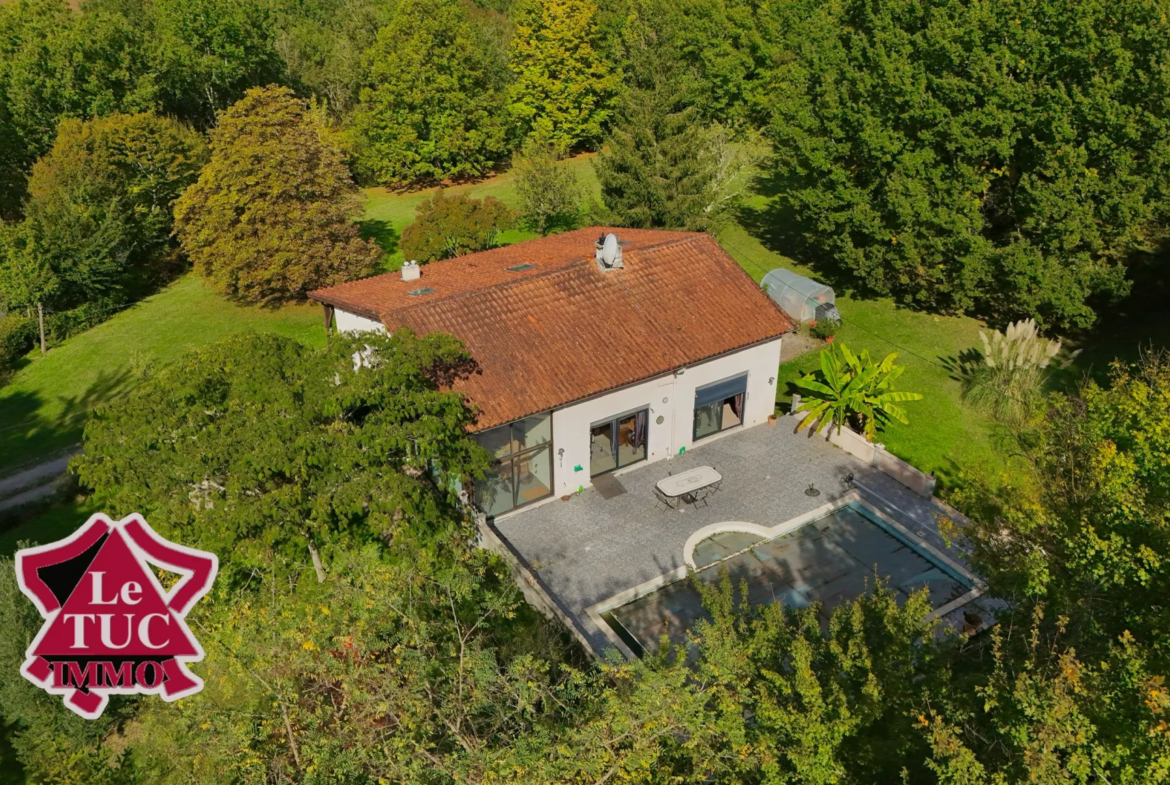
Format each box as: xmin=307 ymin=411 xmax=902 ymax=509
xmin=762 ymin=268 xmax=840 ymax=324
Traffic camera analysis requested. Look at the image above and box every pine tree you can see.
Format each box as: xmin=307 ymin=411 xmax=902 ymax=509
xmin=593 ymin=81 xmax=716 ymax=230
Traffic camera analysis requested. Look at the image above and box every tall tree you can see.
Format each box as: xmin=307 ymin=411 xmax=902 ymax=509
xmin=508 ymin=0 xmax=618 ymax=149
xmin=620 ymin=0 xmax=765 ymax=128
xmin=351 ymin=0 xmax=513 ymax=185
xmin=0 ymin=221 xmax=56 ymax=353
xmin=175 ymin=86 xmax=379 ymax=303
xmin=0 ymin=0 xmax=159 ymax=180
xmin=593 ymin=80 xmax=717 ymax=230
xmin=269 ymin=0 xmax=392 ymax=119
xmin=22 ymin=112 xmax=207 ymax=308
xmin=74 ymin=330 xmax=489 ymax=582
xmin=0 ymin=90 xmax=25 ymax=219
xmin=593 ymin=7 xmax=763 ymax=231
xmin=148 ymin=0 xmax=285 ymax=124
xmin=767 ymin=0 xmax=1170 ymax=328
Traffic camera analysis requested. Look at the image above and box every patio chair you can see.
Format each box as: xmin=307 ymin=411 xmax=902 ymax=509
xmin=687 ymin=486 xmax=712 ymax=509
xmin=654 ymin=486 xmax=674 ymax=511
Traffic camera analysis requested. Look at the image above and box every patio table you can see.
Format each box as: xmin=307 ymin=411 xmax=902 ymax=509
xmin=656 ymin=466 xmax=722 ymax=509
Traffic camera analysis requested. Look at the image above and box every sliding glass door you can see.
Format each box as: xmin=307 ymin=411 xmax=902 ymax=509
xmin=693 ymin=374 xmax=747 ymax=441
xmin=590 ymin=410 xmax=648 ymax=476
xmin=474 ymin=413 xmax=553 ymax=517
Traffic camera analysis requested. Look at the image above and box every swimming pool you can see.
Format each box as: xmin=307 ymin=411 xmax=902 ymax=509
xmin=593 ymin=495 xmax=982 ymax=658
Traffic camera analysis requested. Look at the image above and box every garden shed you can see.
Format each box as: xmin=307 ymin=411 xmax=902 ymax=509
xmin=762 ymin=268 xmax=840 ymax=324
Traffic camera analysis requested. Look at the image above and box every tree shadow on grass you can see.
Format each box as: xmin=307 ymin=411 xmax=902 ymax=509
xmin=1053 ymin=238 xmax=1170 ymax=391
xmin=735 ymin=170 xmax=867 ymax=297
xmin=359 ymin=218 xmax=401 ymax=268
xmin=937 ymin=348 xmax=983 ymax=385
xmin=0 ymin=366 xmax=133 ymax=475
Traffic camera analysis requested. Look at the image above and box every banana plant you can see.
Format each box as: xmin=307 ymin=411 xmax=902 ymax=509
xmin=794 ymin=342 xmax=923 ymax=441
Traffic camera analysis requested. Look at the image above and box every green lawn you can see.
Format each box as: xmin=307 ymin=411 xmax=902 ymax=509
xmin=361 ymin=154 xmax=602 ymax=270
xmin=715 ymin=221 xmax=1017 ymax=489
xmin=3 ymin=150 xmax=1149 ymax=494
xmin=0 ymin=275 xmax=323 ymax=474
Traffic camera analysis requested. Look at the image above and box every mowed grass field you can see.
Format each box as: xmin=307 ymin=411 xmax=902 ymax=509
xmin=362 ymin=154 xmax=602 ymax=271
xmin=0 ymin=275 xmax=324 ymax=473
xmin=5 ymin=151 xmax=1141 ymax=496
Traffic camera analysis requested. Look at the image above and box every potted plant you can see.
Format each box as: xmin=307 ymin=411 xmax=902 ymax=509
xmin=811 ymin=319 xmax=838 ymax=343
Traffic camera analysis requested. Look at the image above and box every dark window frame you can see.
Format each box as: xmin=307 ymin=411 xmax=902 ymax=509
xmin=474 ymin=413 xmax=555 ymax=517
xmin=589 ymin=407 xmax=650 ymax=477
xmin=692 ymin=375 xmax=748 ymax=442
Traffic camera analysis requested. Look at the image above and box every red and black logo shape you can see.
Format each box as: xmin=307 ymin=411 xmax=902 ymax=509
xmin=14 ymin=513 xmax=218 ymax=720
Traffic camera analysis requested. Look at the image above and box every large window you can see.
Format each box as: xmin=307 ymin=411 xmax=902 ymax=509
xmin=693 ymin=374 xmax=747 ymax=441
xmin=474 ymin=413 xmax=553 ymax=517
xmin=589 ymin=409 xmax=648 ymax=476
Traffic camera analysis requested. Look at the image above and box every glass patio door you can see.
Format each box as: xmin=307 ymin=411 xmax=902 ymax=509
xmin=590 ymin=410 xmax=648 ymax=476
xmin=474 ymin=413 xmax=553 ymax=517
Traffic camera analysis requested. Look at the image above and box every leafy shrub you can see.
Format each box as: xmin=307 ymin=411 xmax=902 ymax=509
xmin=810 ymin=319 xmax=837 ymax=340
xmin=399 ymin=191 xmax=513 ymax=262
xmin=963 ymin=319 xmax=1064 ymax=423
xmin=794 ymin=342 xmax=922 ymax=441
xmin=512 ymin=140 xmax=581 ymax=235
xmin=44 ymin=297 xmax=126 ymax=345
xmin=0 ymin=314 xmax=35 ymax=375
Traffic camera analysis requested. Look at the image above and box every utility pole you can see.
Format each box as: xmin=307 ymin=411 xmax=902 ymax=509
xmin=37 ymin=301 xmax=45 ymax=354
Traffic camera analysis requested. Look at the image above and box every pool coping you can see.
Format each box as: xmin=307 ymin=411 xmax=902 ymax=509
xmin=584 ymin=488 xmax=987 ymax=659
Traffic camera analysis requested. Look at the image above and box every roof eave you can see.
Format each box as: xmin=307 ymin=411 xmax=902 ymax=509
xmin=466 ymin=331 xmax=790 ymax=432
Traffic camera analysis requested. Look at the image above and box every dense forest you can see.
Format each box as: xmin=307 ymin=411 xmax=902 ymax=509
xmin=1 ymin=0 xmax=1170 ymax=781
xmin=1 ymin=0 xmax=1168 ymax=327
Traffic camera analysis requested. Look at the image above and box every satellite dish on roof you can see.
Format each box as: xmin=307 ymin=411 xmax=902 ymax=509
xmin=595 ymin=233 xmax=623 ymax=270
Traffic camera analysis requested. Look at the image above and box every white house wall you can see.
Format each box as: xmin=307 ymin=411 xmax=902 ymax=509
xmin=336 ymin=303 xmax=782 ymax=499
xmin=335 ymin=308 xmax=386 ymax=335
xmin=550 ymin=338 xmax=782 ymax=497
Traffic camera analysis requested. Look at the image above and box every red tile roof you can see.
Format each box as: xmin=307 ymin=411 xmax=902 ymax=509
xmin=310 ymin=228 xmax=795 ymax=430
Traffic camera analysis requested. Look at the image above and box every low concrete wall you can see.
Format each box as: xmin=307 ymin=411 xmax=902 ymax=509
xmin=826 ymin=421 xmax=877 ymax=463
xmin=874 ymin=447 xmax=935 ymax=497
xmin=791 ymin=394 xmax=936 ymax=498
xmin=474 ymin=512 xmax=602 ymax=659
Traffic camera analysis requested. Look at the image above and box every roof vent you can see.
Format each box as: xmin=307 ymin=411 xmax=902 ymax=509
xmin=595 ymin=233 xmax=623 ymax=271
xmin=401 ymin=260 xmax=421 ymax=282
xmin=407 ymin=286 xmax=434 ymax=297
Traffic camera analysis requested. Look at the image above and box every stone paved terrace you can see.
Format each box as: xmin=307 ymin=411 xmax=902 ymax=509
xmin=489 ymin=415 xmax=978 ymax=655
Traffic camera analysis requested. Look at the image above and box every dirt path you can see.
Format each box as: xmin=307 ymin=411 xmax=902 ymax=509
xmin=0 ymin=450 xmax=78 ymax=512
xmin=780 ymin=331 xmax=822 ymax=364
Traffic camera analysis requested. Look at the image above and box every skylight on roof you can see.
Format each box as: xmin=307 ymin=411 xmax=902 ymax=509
xmin=407 ymin=287 xmax=435 ymax=296
xmin=507 ymin=263 xmax=538 ymax=272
